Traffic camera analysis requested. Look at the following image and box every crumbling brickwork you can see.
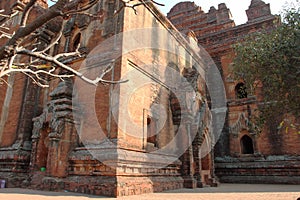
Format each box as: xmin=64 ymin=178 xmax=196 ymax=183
xmin=167 ymin=0 xmax=300 ymax=184
xmin=0 ymin=0 xmax=217 ymax=196
xmin=0 ymin=0 xmax=299 ymax=197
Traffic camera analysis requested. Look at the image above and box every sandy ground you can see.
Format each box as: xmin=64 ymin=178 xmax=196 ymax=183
xmin=0 ymin=184 xmax=299 ymax=200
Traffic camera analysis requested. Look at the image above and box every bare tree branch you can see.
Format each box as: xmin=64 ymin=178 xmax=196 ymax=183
xmin=0 ymin=10 xmax=19 ymax=39
xmin=16 ymin=48 xmax=127 ymax=86
xmin=0 ymin=0 xmax=163 ymax=87
xmin=20 ymin=0 xmax=37 ymax=27
xmin=114 ymin=0 xmax=165 ymax=16
xmin=64 ymin=0 xmax=99 ymax=16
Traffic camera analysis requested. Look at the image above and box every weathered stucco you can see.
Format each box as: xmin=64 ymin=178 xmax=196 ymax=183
xmin=0 ymin=0 xmax=299 ymax=197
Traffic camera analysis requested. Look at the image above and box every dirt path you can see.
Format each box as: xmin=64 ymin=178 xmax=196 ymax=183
xmin=0 ymin=184 xmax=299 ymax=200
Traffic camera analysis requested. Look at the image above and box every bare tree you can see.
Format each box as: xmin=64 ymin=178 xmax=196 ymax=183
xmin=0 ymin=0 xmax=164 ymax=87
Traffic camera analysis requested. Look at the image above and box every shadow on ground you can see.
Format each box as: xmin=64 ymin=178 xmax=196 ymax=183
xmin=163 ymin=183 xmax=300 ymax=193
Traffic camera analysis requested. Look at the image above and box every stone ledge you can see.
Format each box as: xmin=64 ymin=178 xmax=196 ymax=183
xmin=218 ymin=175 xmax=300 ymax=185
xmin=215 ymin=155 xmax=300 ymax=184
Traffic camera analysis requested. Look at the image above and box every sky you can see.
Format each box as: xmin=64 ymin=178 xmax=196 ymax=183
xmin=47 ymin=0 xmax=298 ymax=25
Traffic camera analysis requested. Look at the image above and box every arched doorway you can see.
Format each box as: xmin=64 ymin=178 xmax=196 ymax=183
xmin=240 ymin=135 xmax=254 ymax=154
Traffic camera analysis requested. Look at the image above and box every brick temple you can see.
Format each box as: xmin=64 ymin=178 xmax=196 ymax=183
xmin=0 ymin=0 xmax=299 ymax=197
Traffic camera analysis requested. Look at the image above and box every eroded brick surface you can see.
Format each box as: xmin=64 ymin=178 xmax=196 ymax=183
xmin=0 ymin=0 xmax=299 ymax=197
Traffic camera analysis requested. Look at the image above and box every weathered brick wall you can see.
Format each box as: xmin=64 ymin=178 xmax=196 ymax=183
xmin=0 ymin=0 xmax=48 ymax=148
xmin=215 ymin=155 xmax=300 ymax=184
xmin=16 ymin=0 xmax=187 ymax=196
xmin=167 ymin=2 xmax=235 ymax=37
xmin=1 ymin=0 xmax=298 ymax=196
xmin=168 ymin=0 xmax=300 ymax=184
xmin=0 ymin=74 xmax=25 ymax=147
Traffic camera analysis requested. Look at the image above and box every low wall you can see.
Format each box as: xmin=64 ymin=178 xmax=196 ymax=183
xmin=215 ymin=155 xmax=300 ymax=184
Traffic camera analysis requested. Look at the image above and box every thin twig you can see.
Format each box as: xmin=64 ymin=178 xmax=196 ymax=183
xmin=115 ymin=0 xmax=164 ymax=16
xmin=0 ymin=0 xmax=156 ymax=86
xmin=38 ymin=27 xmax=63 ymax=54
xmin=20 ymin=0 xmax=37 ymax=27
xmin=16 ymin=48 xmax=127 ymax=85
xmin=64 ymin=0 xmax=98 ymax=16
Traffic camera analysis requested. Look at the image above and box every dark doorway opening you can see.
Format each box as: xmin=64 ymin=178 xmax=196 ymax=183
xmin=240 ymin=135 xmax=254 ymax=154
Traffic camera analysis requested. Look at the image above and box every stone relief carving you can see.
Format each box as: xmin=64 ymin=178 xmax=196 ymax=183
xmin=229 ymin=113 xmax=249 ymax=137
xmin=32 ymin=80 xmax=74 ymax=140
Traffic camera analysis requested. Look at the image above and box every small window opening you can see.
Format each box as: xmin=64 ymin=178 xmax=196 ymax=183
xmin=235 ymin=82 xmax=247 ymax=99
xmin=73 ymin=33 xmax=81 ymax=51
xmin=147 ymin=116 xmax=157 ymax=146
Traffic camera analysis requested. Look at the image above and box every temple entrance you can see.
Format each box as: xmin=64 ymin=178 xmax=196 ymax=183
xmin=240 ymin=135 xmax=254 ymax=154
